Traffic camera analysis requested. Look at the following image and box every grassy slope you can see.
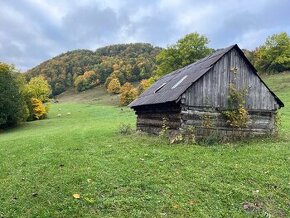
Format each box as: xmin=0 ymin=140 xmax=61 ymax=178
xmin=56 ymin=86 xmax=120 ymax=105
xmin=0 ymin=74 xmax=289 ymax=217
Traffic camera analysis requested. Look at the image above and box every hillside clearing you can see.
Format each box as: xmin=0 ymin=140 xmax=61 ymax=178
xmin=56 ymin=86 xmax=119 ymax=105
xmin=0 ymin=74 xmax=289 ymax=217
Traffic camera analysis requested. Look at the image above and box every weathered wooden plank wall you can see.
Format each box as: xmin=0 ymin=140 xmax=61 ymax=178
xmin=180 ymin=107 xmax=276 ymax=138
xmin=135 ymin=103 xmax=181 ymax=135
xmin=182 ymin=49 xmax=279 ymax=111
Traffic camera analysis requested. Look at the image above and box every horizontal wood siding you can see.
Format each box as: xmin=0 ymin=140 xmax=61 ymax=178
xmin=183 ymin=49 xmax=279 ymax=111
xmin=135 ymin=103 xmax=181 ymax=134
xmin=181 ymin=107 xmax=276 ymax=138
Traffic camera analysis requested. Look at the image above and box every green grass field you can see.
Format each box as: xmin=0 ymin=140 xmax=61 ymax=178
xmin=0 ymin=74 xmax=290 ymax=217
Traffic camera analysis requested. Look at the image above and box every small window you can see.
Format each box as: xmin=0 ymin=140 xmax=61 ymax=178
xmin=154 ymin=83 xmax=166 ymax=93
xmin=172 ymin=75 xmax=188 ymax=89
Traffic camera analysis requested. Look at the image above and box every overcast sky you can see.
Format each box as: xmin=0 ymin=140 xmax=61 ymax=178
xmin=0 ymin=0 xmax=289 ymax=71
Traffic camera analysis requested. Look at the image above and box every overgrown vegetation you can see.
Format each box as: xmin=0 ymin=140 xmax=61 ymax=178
xmin=118 ymin=123 xmax=134 ymax=135
xmin=159 ymin=117 xmax=196 ymax=144
xmin=223 ymin=84 xmax=249 ymax=128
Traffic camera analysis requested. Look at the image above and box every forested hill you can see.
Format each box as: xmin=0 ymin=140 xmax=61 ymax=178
xmin=26 ymin=43 xmax=162 ymax=96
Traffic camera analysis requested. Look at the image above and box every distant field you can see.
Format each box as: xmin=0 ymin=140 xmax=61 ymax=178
xmin=0 ymin=74 xmax=289 ymax=217
xmin=56 ymin=86 xmax=120 ymax=105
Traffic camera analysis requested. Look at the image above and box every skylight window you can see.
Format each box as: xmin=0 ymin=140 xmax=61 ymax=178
xmin=172 ymin=75 xmax=188 ymax=89
xmin=154 ymin=83 xmax=166 ymax=93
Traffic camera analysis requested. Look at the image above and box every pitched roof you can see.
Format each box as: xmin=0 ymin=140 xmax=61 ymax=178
xmin=129 ymin=44 xmax=284 ymax=108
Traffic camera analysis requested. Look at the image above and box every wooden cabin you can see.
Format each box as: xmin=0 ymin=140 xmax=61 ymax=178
xmin=129 ymin=44 xmax=284 ymax=138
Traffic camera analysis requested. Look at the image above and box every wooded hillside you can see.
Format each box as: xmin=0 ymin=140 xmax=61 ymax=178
xmin=26 ymin=43 xmax=161 ymax=95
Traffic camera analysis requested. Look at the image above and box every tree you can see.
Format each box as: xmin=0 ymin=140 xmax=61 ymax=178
xmin=22 ymin=76 xmax=51 ymax=121
xmin=0 ymin=63 xmax=26 ymax=128
xmin=25 ymin=76 xmax=51 ymax=102
xmin=31 ymin=98 xmax=47 ymax=120
xmin=26 ymin=43 xmax=161 ymax=95
xmin=107 ymin=78 xmax=121 ymax=94
xmin=74 ymin=70 xmax=99 ymax=92
xmin=155 ymin=33 xmax=213 ymax=77
xmin=119 ymin=82 xmax=138 ymax=106
xmin=137 ymin=79 xmax=150 ymax=95
xmin=254 ymin=32 xmax=290 ymax=73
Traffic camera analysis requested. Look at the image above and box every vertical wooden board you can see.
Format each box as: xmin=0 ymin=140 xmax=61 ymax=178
xmin=188 ymin=85 xmax=191 ymax=105
xmin=248 ymin=72 xmax=254 ymax=108
xmin=253 ymin=75 xmax=257 ymax=109
xmin=213 ymin=67 xmax=217 ymax=107
xmin=201 ymin=75 xmax=205 ymax=105
xmin=261 ymin=85 xmax=266 ymax=109
xmin=182 ymin=47 xmax=279 ymax=110
xmin=225 ymin=52 xmax=230 ymax=108
xmin=220 ymin=55 xmax=225 ymax=108
xmin=256 ymin=77 xmax=261 ymax=109
xmin=194 ymin=79 xmax=198 ymax=106
xmin=207 ymin=68 xmax=212 ymax=106
xmin=197 ymin=80 xmax=202 ymax=106
xmin=216 ymin=61 xmax=221 ymax=107
xmin=194 ymin=80 xmax=198 ymax=106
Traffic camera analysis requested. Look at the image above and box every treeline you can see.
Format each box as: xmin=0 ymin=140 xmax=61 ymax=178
xmin=244 ymin=32 xmax=290 ymax=73
xmin=25 ymin=32 xmax=290 ymax=107
xmin=26 ymin=43 xmax=161 ymax=96
xmin=0 ymin=63 xmax=51 ymax=129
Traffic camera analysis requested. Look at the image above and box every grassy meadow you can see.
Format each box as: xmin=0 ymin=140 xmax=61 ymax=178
xmin=0 ymin=74 xmax=290 ymax=217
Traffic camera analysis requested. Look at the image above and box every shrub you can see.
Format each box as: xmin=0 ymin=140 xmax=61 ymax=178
xmin=74 ymin=71 xmax=99 ymax=92
xmin=107 ymin=78 xmax=121 ymax=94
xmin=137 ymin=79 xmax=150 ymax=95
xmin=118 ymin=123 xmax=134 ymax=135
xmin=222 ymin=84 xmax=249 ymax=128
xmin=119 ymin=82 xmax=138 ymax=106
xmin=31 ymin=98 xmax=47 ymax=120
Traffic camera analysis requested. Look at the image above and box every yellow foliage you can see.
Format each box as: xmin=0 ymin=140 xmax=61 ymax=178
xmin=25 ymin=76 xmax=51 ymax=102
xmin=119 ymin=82 xmax=138 ymax=106
xmin=107 ymin=78 xmax=121 ymax=94
xmin=138 ymin=79 xmax=150 ymax=94
xmin=31 ymin=98 xmax=47 ymax=120
xmin=120 ymin=82 xmax=134 ymax=92
xmin=223 ymin=106 xmax=249 ymax=128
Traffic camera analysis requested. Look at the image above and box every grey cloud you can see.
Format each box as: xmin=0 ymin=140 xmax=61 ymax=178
xmin=0 ymin=0 xmax=289 ymax=70
xmin=62 ymin=6 xmax=129 ymax=48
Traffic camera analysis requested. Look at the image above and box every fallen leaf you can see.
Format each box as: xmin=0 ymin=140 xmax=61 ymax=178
xmin=73 ymin=194 xmax=80 ymax=199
